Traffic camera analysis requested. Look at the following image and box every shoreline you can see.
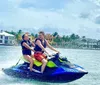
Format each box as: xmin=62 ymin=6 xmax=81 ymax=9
xmin=55 ymin=47 xmax=100 ymax=51
xmin=0 ymin=45 xmax=100 ymax=51
xmin=51 ymin=45 xmax=100 ymax=51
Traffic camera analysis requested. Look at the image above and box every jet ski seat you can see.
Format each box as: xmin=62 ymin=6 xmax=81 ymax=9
xmin=21 ymin=56 xmax=57 ymax=68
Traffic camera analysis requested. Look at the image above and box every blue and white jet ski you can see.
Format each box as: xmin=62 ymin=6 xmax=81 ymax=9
xmin=2 ymin=53 xmax=88 ymax=83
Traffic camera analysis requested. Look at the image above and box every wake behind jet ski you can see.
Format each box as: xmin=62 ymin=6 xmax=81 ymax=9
xmin=2 ymin=53 xmax=88 ymax=83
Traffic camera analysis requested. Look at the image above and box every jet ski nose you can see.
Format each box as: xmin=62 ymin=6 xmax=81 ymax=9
xmin=76 ymin=67 xmax=88 ymax=74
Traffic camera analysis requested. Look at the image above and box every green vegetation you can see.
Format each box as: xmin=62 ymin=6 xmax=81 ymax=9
xmin=6 ymin=30 xmax=23 ymax=43
xmin=5 ymin=30 xmax=100 ymax=49
xmin=53 ymin=32 xmax=81 ymax=43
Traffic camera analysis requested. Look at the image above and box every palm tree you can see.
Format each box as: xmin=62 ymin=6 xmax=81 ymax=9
xmin=31 ymin=33 xmax=35 ymax=40
xmin=16 ymin=30 xmax=23 ymax=43
xmin=82 ymin=36 xmax=86 ymax=42
xmin=52 ymin=32 xmax=58 ymax=37
xmin=34 ymin=34 xmax=38 ymax=38
xmin=70 ymin=33 xmax=76 ymax=40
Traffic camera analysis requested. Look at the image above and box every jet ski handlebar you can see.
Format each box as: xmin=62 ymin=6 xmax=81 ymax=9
xmin=47 ymin=53 xmax=60 ymax=60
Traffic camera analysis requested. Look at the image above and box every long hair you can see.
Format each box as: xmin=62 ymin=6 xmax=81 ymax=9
xmin=22 ymin=34 xmax=25 ymax=40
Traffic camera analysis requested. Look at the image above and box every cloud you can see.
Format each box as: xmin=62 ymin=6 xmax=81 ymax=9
xmin=95 ymin=15 xmax=100 ymax=24
xmin=0 ymin=0 xmax=10 ymax=12
xmin=96 ymin=28 xmax=100 ymax=33
xmin=19 ymin=0 xmax=68 ymax=10
xmin=91 ymin=0 xmax=100 ymax=6
xmin=77 ymin=26 xmax=100 ymax=39
xmin=79 ymin=13 xmax=90 ymax=19
xmin=0 ymin=0 xmax=100 ymax=39
xmin=38 ymin=26 xmax=72 ymax=35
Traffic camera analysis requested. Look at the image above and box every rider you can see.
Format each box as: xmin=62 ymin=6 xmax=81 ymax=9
xmin=21 ymin=33 xmax=36 ymax=72
xmin=34 ymin=31 xmax=59 ymax=73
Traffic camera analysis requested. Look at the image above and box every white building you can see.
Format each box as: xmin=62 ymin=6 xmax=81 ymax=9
xmin=0 ymin=31 xmax=16 ymax=45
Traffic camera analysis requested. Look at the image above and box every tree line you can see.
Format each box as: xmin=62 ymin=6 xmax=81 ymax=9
xmin=5 ymin=30 xmax=100 ymax=49
xmin=52 ymin=32 xmax=81 ymax=43
xmin=6 ymin=30 xmax=87 ymax=44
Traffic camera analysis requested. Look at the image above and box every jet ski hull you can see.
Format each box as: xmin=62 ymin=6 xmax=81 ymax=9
xmin=2 ymin=63 xmax=88 ymax=83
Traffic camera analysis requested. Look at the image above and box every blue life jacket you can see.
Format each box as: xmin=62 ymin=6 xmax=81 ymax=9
xmin=21 ymin=40 xmax=32 ymax=50
xmin=34 ymin=38 xmax=47 ymax=52
xmin=21 ymin=40 xmax=32 ymax=55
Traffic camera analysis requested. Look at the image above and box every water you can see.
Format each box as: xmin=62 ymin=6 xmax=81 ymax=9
xmin=0 ymin=46 xmax=100 ymax=85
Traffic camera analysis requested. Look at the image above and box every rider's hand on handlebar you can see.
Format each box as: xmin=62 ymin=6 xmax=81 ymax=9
xmin=56 ymin=51 xmax=60 ymax=54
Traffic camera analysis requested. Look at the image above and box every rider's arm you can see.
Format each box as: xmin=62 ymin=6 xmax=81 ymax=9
xmin=46 ymin=40 xmax=59 ymax=53
xmin=22 ymin=42 xmax=35 ymax=52
xmin=36 ymin=40 xmax=49 ymax=54
xmin=31 ymin=41 xmax=35 ymax=47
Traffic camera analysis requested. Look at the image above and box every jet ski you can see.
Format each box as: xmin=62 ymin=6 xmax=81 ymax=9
xmin=2 ymin=53 xmax=88 ymax=83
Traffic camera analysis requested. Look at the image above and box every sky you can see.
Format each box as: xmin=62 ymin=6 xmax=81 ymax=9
xmin=0 ymin=0 xmax=100 ymax=39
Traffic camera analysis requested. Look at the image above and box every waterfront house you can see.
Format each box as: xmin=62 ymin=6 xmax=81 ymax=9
xmin=0 ymin=31 xmax=16 ymax=45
